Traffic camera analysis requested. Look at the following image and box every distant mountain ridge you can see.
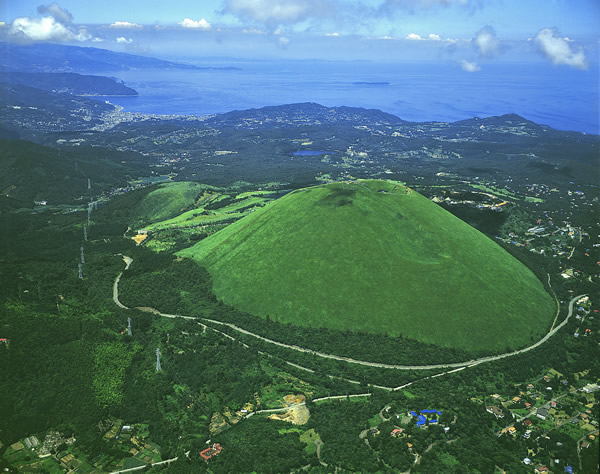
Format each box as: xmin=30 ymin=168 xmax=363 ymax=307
xmin=0 ymin=72 xmax=138 ymax=96
xmin=207 ymin=102 xmax=408 ymax=128
xmin=0 ymin=42 xmax=241 ymax=73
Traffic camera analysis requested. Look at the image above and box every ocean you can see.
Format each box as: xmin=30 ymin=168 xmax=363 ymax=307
xmin=104 ymin=60 xmax=599 ymax=134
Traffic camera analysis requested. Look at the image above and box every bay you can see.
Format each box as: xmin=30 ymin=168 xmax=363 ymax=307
xmin=103 ymin=60 xmax=599 ymax=134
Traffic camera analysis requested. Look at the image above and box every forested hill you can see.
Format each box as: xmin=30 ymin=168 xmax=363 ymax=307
xmin=0 ymin=72 xmax=138 ymax=96
xmin=207 ymin=102 xmax=408 ymax=128
xmin=0 ymin=139 xmax=152 ymax=209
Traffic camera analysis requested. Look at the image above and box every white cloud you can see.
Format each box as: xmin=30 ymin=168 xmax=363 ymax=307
xmin=9 ymin=4 xmax=102 ymax=43
xmin=459 ymin=59 xmax=480 ymax=72
xmin=109 ymin=21 xmax=142 ymax=29
xmin=380 ymin=0 xmax=480 ymax=14
xmin=242 ymin=27 xmax=266 ymax=34
xmin=10 ymin=16 xmax=74 ymax=41
xmin=474 ymin=25 xmax=501 ymax=57
xmin=75 ymin=28 xmax=92 ymax=41
xmin=116 ymin=36 xmax=133 ymax=43
xmin=179 ymin=18 xmax=211 ymax=29
xmin=534 ymin=28 xmax=587 ymax=69
xmin=325 ymin=32 xmax=340 ymax=37
xmin=37 ymin=3 xmax=72 ymax=24
xmin=224 ymin=0 xmax=331 ymax=25
xmin=273 ymin=28 xmax=282 ymax=35
xmin=278 ymin=36 xmax=290 ymax=48
xmin=406 ymin=32 xmax=447 ymax=41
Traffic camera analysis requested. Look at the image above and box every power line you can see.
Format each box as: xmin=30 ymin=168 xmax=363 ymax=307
xmin=156 ymin=348 xmax=162 ymax=372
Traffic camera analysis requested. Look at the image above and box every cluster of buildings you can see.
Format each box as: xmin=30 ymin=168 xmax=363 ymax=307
xmin=200 ymin=443 xmax=223 ymax=461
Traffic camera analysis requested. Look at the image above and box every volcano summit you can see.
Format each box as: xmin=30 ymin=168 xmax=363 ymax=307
xmin=179 ymin=180 xmax=555 ymax=353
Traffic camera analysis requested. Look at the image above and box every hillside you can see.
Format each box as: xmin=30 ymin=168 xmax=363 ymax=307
xmin=0 ymin=72 xmax=138 ymax=96
xmin=178 ymin=180 xmax=556 ymax=352
xmin=207 ymin=102 xmax=406 ymax=129
xmin=0 ymin=82 xmax=115 ymax=138
xmin=0 ymin=42 xmax=241 ymax=73
xmin=0 ymin=139 xmax=152 ymax=208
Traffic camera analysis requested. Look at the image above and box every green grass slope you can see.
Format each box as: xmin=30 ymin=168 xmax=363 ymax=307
xmin=178 ymin=180 xmax=555 ymax=352
xmin=134 ymin=182 xmax=210 ymax=226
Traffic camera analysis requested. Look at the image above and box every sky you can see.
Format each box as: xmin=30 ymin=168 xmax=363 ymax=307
xmin=0 ymin=0 xmax=599 ymax=67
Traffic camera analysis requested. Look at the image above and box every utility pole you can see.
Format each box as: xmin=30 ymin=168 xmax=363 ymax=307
xmin=80 ymin=246 xmax=85 ymax=264
xmin=78 ymin=263 xmax=83 ymax=280
xmin=127 ymin=317 xmax=132 ymax=337
xmin=155 ymin=348 xmax=162 ymax=372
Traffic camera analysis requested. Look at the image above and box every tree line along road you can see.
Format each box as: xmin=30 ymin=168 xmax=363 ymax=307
xmin=113 ymin=256 xmax=586 ymax=374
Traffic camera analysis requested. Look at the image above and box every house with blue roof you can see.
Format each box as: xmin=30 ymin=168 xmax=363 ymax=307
xmin=410 ymin=409 xmax=443 ymax=427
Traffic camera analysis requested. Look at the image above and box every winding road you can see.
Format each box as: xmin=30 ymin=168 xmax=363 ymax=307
xmin=113 ymin=256 xmax=585 ymax=377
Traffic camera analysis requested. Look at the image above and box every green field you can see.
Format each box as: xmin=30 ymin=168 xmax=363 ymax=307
xmin=178 ymin=180 xmax=556 ymax=352
xmin=133 ymin=181 xmax=211 ymax=226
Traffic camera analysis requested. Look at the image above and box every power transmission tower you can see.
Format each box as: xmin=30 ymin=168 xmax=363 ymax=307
xmin=80 ymin=246 xmax=85 ymax=264
xmin=83 ymin=226 xmax=88 ymax=241
xmin=87 ymin=205 xmax=91 ymax=224
xmin=87 ymin=178 xmax=91 ymax=190
xmin=78 ymin=263 xmax=83 ymax=280
xmin=127 ymin=317 xmax=132 ymax=337
xmin=155 ymin=348 xmax=162 ymax=372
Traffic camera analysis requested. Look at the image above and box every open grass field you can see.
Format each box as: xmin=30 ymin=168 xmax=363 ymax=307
xmin=142 ymin=192 xmax=273 ymax=232
xmin=134 ymin=181 xmax=211 ymax=226
xmin=178 ymin=180 xmax=556 ymax=353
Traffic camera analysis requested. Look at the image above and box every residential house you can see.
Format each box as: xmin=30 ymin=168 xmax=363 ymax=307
xmin=536 ymin=408 xmax=549 ymax=420
xmin=523 ymin=419 xmax=533 ymax=427
xmin=200 ymin=443 xmax=223 ymax=461
xmin=486 ymin=406 xmax=504 ymax=418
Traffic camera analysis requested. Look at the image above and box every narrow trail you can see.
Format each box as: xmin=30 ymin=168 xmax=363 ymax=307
xmin=113 ymin=256 xmax=585 ymax=378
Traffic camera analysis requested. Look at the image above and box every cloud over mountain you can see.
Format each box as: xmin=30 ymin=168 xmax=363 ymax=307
xmin=9 ymin=2 xmax=99 ymax=42
xmin=36 ymin=3 xmax=73 ymax=25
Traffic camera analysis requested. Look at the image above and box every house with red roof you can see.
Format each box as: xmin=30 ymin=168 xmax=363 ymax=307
xmin=200 ymin=443 xmax=222 ymax=461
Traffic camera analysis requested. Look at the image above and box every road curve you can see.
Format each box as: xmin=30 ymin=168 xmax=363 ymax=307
xmin=113 ymin=256 xmax=585 ymax=372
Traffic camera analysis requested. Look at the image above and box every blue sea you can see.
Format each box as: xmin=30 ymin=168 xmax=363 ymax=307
xmin=105 ymin=61 xmax=599 ymax=134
